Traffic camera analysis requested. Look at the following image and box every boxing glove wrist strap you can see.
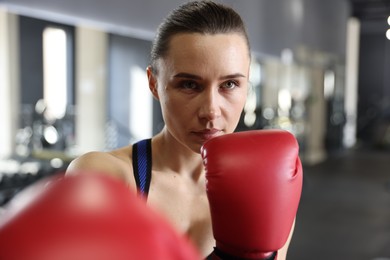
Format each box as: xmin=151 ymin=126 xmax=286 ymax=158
xmin=212 ymin=247 xmax=276 ymax=260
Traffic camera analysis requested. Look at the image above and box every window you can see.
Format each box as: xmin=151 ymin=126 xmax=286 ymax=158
xmin=42 ymin=27 xmax=68 ymax=120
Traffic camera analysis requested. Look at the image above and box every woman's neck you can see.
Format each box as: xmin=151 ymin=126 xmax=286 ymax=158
xmin=152 ymin=130 xmax=205 ymax=181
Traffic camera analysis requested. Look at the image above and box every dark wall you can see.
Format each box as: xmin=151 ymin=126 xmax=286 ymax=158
xmin=19 ymin=16 xmax=44 ymax=105
xmin=357 ymin=20 xmax=390 ymax=144
xmin=108 ymin=34 xmax=163 ymax=146
xmin=19 ymin=15 xmax=75 ymax=107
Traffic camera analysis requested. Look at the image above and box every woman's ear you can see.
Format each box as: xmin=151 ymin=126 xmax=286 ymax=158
xmin=146 ymin=66 xmax=159 ymax=100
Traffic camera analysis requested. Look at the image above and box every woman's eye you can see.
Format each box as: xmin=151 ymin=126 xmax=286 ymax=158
xmin=181 ymin=81 xmax=199 ymax=90
xmin=221 ymin=80 xmax=238 ymax=89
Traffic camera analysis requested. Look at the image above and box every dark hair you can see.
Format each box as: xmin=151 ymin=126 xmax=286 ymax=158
xmin=150 ymin=0 xmax=250 ymax=74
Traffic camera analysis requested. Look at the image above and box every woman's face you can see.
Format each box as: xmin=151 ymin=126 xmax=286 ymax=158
xmin=148 ymin=33 xmax=250 ymax=153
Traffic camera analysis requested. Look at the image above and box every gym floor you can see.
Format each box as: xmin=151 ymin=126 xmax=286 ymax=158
xmin=288 ymin=145 xmax=390 ymax=260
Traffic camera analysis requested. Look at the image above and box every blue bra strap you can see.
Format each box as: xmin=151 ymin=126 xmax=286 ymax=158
xmin=132 ymin=139 xmax=152 ymax=197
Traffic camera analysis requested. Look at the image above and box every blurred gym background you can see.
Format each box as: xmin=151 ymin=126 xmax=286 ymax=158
xmin=0 ymin=0 xmax=390 ymax=259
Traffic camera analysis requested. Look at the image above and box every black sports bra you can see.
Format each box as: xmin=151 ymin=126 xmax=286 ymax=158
xmin=132 ymin=139 xmax=152 ymax=198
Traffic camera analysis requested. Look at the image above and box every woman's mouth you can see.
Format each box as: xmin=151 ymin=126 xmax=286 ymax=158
xmin=192 ymin=129 xmax=223 ymax=141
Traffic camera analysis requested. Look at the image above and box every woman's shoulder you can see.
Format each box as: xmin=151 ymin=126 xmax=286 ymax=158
xmin=72 ymin=149 xmax=130 ymax=166
xmin=66 ymin=146 xmax=135 ymax=185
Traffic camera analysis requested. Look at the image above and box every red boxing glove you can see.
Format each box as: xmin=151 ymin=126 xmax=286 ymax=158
xmin=0 ymin=173 xmax=200 ymax=260
xmin=201 ymin=129 xmax=303 ymax=260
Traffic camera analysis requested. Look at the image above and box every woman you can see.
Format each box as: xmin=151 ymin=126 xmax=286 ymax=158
xmin=67 ymin=1 xmax=294 ymax=258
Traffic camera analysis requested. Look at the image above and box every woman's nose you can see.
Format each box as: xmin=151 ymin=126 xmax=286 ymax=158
xmin=198 ymin=89 xmax=222 ymax=121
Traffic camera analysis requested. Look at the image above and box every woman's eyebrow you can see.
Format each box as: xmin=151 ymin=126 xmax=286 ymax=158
xmin=173 ymin=73 xmax=202 ymax=79
xmin=173 ymin=72 xmax=246 ymax=80
xmin=219 ymin=73 xmax=246 ymax=80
